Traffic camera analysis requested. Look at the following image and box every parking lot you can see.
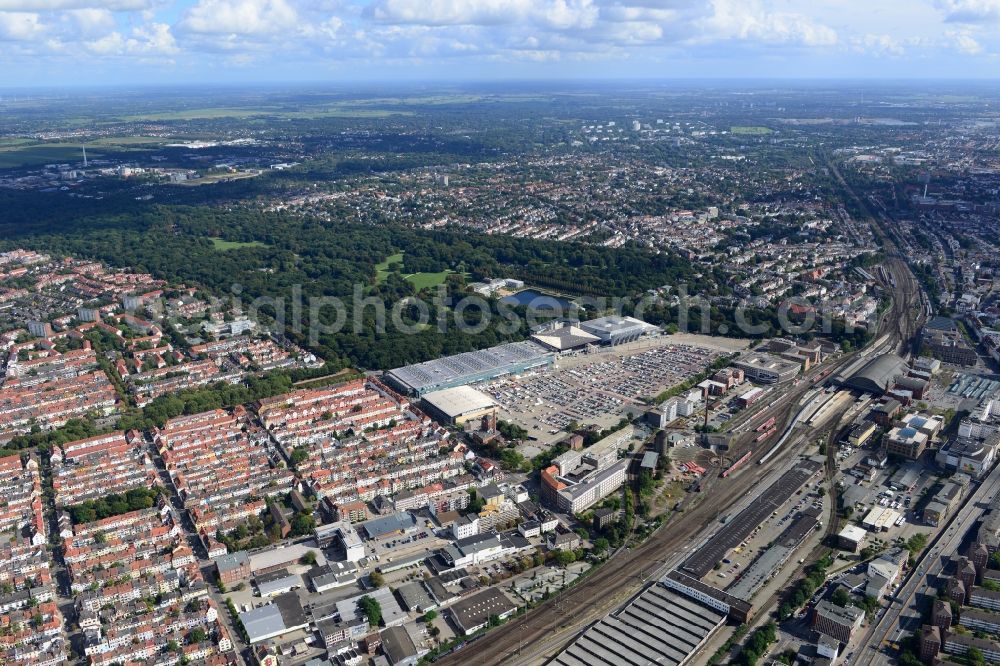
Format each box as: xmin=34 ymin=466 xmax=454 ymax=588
xmin=835 ymin=442 xmax=938 ymax=543
xmin=366 ymin=526 xmax=446 ymax=563
xmin=478 ymin=336 xmax=729 ymax=448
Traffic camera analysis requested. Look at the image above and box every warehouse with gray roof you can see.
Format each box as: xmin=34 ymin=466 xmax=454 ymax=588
xmin=551 ymin=583 xmax=727 ymax=666
xmin=385 ymin=341 xmax=554 ymax=395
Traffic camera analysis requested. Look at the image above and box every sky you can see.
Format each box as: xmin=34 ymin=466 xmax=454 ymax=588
xmin=0 ymin=0 xmax=998 ymax=86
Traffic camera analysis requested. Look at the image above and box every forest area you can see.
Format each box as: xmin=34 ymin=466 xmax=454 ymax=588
xmin=0 ymin=189 xmax=715 ymax=370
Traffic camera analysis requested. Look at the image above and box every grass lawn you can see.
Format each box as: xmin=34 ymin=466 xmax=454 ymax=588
xmin=402 ymin=271 xmax=453 ymax=290
xmin=375 ymin=251 xmax=457 ymax=290
xmin=375 ymin=252 xmax=405 ymax=283
xmin=208 ymin=237 xmax=268 ymax=251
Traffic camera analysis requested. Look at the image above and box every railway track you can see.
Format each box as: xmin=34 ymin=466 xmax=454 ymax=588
xmin=437 ymin=345 xmax=876 ymax=666
xmin=440 ymin=157 xmax=926 ymax=666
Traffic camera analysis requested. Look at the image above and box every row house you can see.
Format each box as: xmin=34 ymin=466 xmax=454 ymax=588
xmin=0 ymin=370 xmax=118 ymax=441
xmin=0 ymin=600 xmax=64 ymax=666
xmin=75 ymin=569 xmax=182 ymax=613
xmin=0 ymin=454 xmax=45 ymax=542
xmin=190 ymin=499 xmax=266 ymax=534
xmin=86 ymin=598 xmax=228 ymax=657
xmin=0 ymin=539 xmax=52 ymax=591
xmin=52 ymin=432 xmax=158 ymax=506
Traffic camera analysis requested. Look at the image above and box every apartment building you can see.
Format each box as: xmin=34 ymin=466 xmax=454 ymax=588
xmin=51 ymin=430 xmax=158 ymax=506
xmin=260 ymin=381 xmax=463 ymax=507
xmin=155 ymin=408 xmax=295 ymax=535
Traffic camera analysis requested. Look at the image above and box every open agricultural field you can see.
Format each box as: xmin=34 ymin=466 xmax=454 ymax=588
xmin=120 ymin=105 xmax=412 ymax=121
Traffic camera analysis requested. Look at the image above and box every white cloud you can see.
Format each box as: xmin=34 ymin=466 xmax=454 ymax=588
xmin=603 ymin=20 xmax=663 ymax=45
xmin=369 ymin=0 xmax=598 ymax=30
xmin=179 ymin=0 xmax=299 ymax=35
xmin=65 ymin=7 xmax=115 ymax=35
xmin=84 ymin=21 xmax=177 ymax=54
xmin=937 ymin=0 xmax=1000 ymax=24
xmin=698 ymin=0 xmax=837 ymax=47
xmin=84 ymin=30 xmax=124 ymax=53
xmin=0 ymin=10 xmax=44 ymax=39
xmin=0 ymin=0 xmax=149 ymax=10
xmin=0 ymin=0 xmax=995 ymax=81
xmin=947 ymin=28 xmax=984 ymax=53
xmin=852 ymin=33 xmax=906 ymax=56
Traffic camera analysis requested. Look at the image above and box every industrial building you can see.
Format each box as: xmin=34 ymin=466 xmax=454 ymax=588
xmin=249 ymin=542 xmax=326 ymax=575
xmin=384 ymin=341 xmax=554 ymax=395
xmin=921 ymin=317 xmax=978 ymax=367
xmin=447 ymin=588 xmax=518 ymax=635
xmin=862 ymin=507 xmax=901 ymax=532
xmin=359 ymin=512 xmax=418 ymax=541
xmin=662 ymin=570 xmax=754 ymax=623
xmin=726 ymin=509 xmax=821 ymax=601
xmin=679 ymin=459 xmax=823 ymax=578
xmin=578 ymin=315 xmax=658 ymax=345
xmin=420 ymin=386 xmax=497 ymax=426
xmin=239 ymin=593 xmax=309 ymax=644
xmin=732 ymin=352 xmax=801 ymax=384
xmin=550 ymin=583 xmax=728 ymax=666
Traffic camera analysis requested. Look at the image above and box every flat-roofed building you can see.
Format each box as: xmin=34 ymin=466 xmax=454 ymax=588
xmin=936 ymin=435 xmax=999 ymax=478
xmin=848 ymin=421 xmax=878 ymax=447
xmin=447 ymin=588 xmax=517 ymax=635
xmin=249 ymin=542 xmax=325 ymax=575
xmin=359 ymin=512 xmax=418 ymax=541
xmin=240 ymin=593 xmax=309 ymax=644
xmin=862 ymin=507 xmax=901 ymax=532
xmin=732 ymin=352 xmax=801 ymax=384
xmin=578 ymin=316 xmax=658 ymax=346
xmin=812 ymin=599 xmax=864 ymax=643
xmin=420 ymin=386 xmax=497 ymax=426
xmin=530 ymin=325 xmax=600 ymax=352
xmin=839 ymin=525 xmax=867 ymax=553
xmin=550 ymin=583 xmax=727 ymax=666
xmin=885 ymin=426 xmax=928 ymax=460
xmin=385 ymin=341 xmax=554 ymax=396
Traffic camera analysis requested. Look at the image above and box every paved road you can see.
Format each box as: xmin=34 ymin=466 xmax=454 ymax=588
xmin=851 ymin=461 xmax=1000 ymax=666
xmin=461 ymin=381 xmax=856 ymax=666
